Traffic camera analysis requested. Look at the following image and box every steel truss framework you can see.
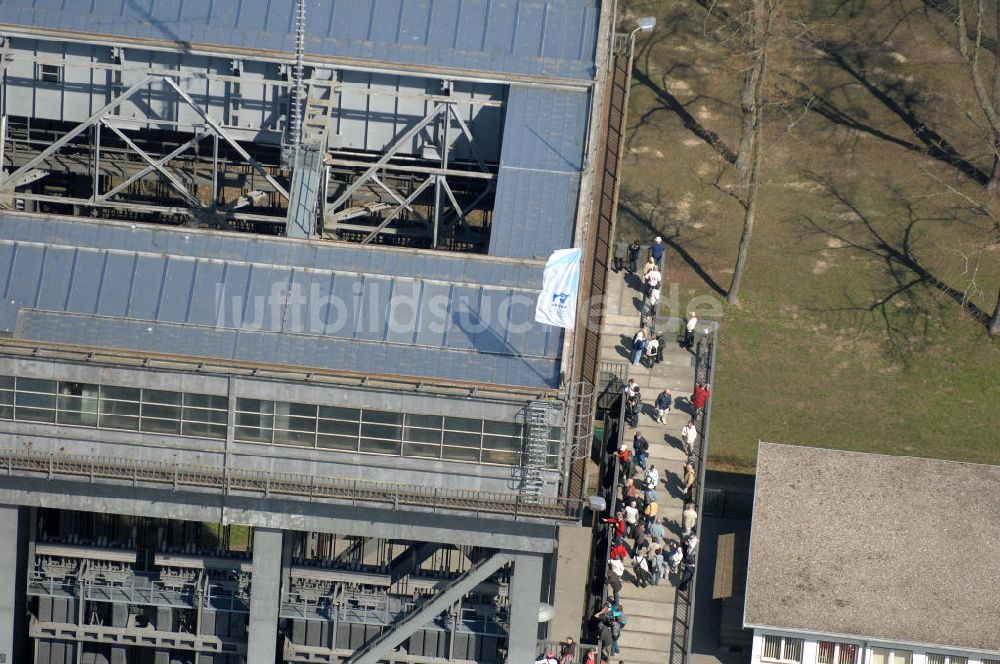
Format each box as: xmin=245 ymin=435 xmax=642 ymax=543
xmin=0 ymin=51 xmax=502 ymax=249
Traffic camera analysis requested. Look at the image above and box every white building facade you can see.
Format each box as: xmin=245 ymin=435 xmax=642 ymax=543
xmin=750 ymin=630 xmax=1000 ymax=664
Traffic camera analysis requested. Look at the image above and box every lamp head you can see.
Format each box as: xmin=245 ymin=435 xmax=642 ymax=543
xmin=637 ymin=16 xmax=656 ymax=32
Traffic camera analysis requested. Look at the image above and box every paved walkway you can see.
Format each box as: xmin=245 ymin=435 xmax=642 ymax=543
xmin=600 ymin=269 xmax=697 ymax=664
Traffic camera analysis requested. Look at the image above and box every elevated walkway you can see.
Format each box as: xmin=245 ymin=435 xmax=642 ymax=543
xmin=599 ymin=269 xmax=696 ymax=664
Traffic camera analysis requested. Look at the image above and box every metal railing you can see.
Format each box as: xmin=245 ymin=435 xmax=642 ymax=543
xmin=0 ymin=448 xmax=583 ymax=522
xmin=672 ymin=320 xmax=719 ymax=664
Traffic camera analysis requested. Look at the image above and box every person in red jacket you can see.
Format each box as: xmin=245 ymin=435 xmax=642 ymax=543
xmin=691 ymin=383 xmax=711 ymax=415
xmin=609 ymin=540 xmax=629 ymax=561
xmin=602 ymin=513 xmax=626 ymax=539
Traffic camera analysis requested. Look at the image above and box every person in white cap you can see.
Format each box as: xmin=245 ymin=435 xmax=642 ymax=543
xmin=650 ymin=235 xmax=665 ymax=271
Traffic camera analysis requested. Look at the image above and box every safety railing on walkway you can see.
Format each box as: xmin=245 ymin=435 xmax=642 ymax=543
xmin=0 ymin=448 xmax=583 ymax=522
xmin=670 ymin=320 xmax=719 ymax=664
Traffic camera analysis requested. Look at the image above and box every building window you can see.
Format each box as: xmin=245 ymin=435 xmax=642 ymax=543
xmin=817 ymin=642 xmax=858 ymax=664
xmin=0 ymin=375 xmax=225 ymax=440
xmin=234 ymin=396 xmax=562 ymax=468
xmin=761 ymin=635 xmax=802 ymax=663
xmin=870 ymin=648 xmax=912 ymax=664
xmin=37 ymin=63 xmax=63 ymax=84
xmin=926 ymin=656 xmax=967 ymax=664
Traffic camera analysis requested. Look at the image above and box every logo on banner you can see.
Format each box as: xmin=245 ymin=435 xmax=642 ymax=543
xmin=535 ymin=248 xmax=582 ymax=329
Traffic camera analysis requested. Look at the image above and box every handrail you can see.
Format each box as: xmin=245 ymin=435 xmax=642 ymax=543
xmin=679 ymin=320 xmax=719 ymax=664
xmin=0 ymin=448 xmax=582 ymax=522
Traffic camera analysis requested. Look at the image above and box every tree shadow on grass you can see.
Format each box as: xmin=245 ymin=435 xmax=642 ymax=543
xmin=797 ymin=174 xmax=993 ymax=355
xmin=789 ymin=37 xmax=989 ymax=185
xmin=618 ymin=187 xmax=728 ymax=297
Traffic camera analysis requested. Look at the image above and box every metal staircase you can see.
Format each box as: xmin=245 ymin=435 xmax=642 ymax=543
xmin=300 ymin=72 xmax=337 ymax=149
xmin=522 ymin=402 xmax=551 ymax=502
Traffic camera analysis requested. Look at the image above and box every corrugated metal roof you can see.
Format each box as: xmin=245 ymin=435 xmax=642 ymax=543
xmin=0 ymin=0 xmax=600 ymax=82
xmin=0 ymin=215 xmax=563 ymax=388
xmin=488 ymin=86 xmax=587 ymax=258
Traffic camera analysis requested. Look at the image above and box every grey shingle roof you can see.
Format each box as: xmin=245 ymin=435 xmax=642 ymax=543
xmin=745 ymin=442 xmax=1000 ymax=652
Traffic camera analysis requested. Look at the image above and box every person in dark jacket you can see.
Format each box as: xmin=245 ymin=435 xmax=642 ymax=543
xmin=654 ymin=388 xmax=672 ymax=423
xmin=627 ymin=240 xmax=641 ymax=273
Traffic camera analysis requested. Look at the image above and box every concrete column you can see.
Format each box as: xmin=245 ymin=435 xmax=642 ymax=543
xmin=507 ymin=552 xmax=544 ymax=664
xmin=248 ymin=528 xmax=283 ymax=664
xmin=0 ymin=505 xmax=21 ymax=664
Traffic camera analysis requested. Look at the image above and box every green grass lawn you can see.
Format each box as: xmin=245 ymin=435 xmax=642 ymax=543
xmin=615 ymin=0 xmax=1000 ymax=472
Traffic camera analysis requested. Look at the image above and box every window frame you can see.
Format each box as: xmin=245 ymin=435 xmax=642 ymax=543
xmin=760 ymin=635 xmax=803 ymax=664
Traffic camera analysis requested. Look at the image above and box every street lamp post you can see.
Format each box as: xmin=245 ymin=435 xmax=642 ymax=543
xmin=608 ymin=15 xmax=656 ymax=268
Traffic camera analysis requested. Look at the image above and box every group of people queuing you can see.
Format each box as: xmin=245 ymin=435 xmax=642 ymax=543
xmin=593 ymin=426 xmax=702 ymax=659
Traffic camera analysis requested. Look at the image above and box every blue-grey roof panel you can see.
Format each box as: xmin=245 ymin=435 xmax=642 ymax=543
xmin=0 ymin=215 xmax=560 ymax=388
xmin=488 ymin=167 xmax=580 ymax=259
xmin=0 ymin=214 xmax=547 ymax=289
xmin=0 ymin=0 xmax=599 ymax=82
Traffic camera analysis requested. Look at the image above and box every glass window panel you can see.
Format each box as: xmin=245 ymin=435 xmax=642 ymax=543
xmin=546 ymin=455 xmax=559 ymax=470
xmin=762 ymin=637 xmax=781 ymax=661
xmin=100 ymin=414 xmax=139 ymax=431
xmin=16 ymin=391 xmax=56 ymax=410
xmin=100 ymin=398 xmax=139 ymax=417
xmin=784 ymin=639 xmax=802 ymax=663
xmin=142 ymin=404 xmax=181 ymax=421
xmin=363 ymin=410 xmax=403 ymax=425
xmin=143 ymin=389 xmax=182 ymax=406
xmin=444 ymin=416 xmax=481 ymax=433
xmin=480 ymin=449 xmax=519 ymax=465
xmin=405 ymin=414 xmax=442 ymax=428
xmin=318 ymin=419 xmax=359 ymax=436
xmin=235 ymin=426 xmax=271 ymax=443
xmin=273 ymin=401 xmax=315 ymax=418
xmin=182 ymin=421 xmax=226 ymax=439
xmin=184 ymin=393 xmax=227 ymax=410
xmin=318 ymin=406 xmax=359 ymax=421
xmin=982 ymin=660 xmax=1000 ymax=664
xmin=58 ymin=407 xmax=98 ymax=427
xmin=141 ymin=417 xmax=182 ymax=435
xmin=548 ymin=440 xmax=561 ymax=455
xmin=360 ymin=438 xmax=401 ymax=455
xmin=18 ymin=378 xmax=56 ymax=394
xmin=442 ymin=430 xmax=480 ymax=447
xmin=926 ymin=656 xmax=944 ymax=664
xmin=274 ymin=415 xmax=316 ymax=433
xmin=0 ymin=389 xmax=12 ymax=419
xmin=482 ymin=435 xmax=519 ymax=451
xmin=442 ymin=446 xmax=480 ymax=462
xmin=317 ymin=434 xmax=359 ymax=451
xmin=100 ymin=385 xmax=140 ymax=402
xmin=404 ymin=427 xmax=441 ymax=444
xmin=839 ymin=645 xmax=858 ymax=664
xmin=18 ymin=407 xmax=56 ymax=423
xmin=58 ymin=395 xmax=98 ymax=414
xmin=0 ymin=376 xmax=13 ymax=390
xmin=58 ymin=382 xmax=99 ymax=397
xmin=402 ymin=442 xmax=440 ymax=459
xmin=548 ymin=426 xmax=563 ymax=440
xmin=273 ymin=428 xmax=314 ymax=446
xmin=361 ymin=423 xmax=400 ymax=441
xmin=817 ymin=643 xmax=835 ymax=664
xmin=236 ymin=411 xmax=273 ymax=430
xmin=236 ymin=398 xmax=273 ymax=415
xmin=948 ymin=658 xmax=967 ymax=664
xmin=184 ymin=407 xmax=228 ymax=425
xmin=891 ymin=652 xmax=911 ymax=664
xmin=483 ymin=420 xmax=521 ymax=436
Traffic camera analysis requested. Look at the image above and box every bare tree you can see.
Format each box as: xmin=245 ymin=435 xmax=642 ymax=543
xmin=728 ymin=0 xmax=778 ymax=304
xmin=990 ymin=288 xmax=1000 ymax=335
xmin=956 ymin=0 xmax=1000 ymax=192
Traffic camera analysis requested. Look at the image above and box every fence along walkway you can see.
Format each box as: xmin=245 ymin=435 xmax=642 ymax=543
xmin=598 ymin=269 xmax=699 ymax=664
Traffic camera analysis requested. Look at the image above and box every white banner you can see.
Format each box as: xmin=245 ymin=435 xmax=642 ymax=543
xmin=535 ymin=248 xmax=582 ymax=329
